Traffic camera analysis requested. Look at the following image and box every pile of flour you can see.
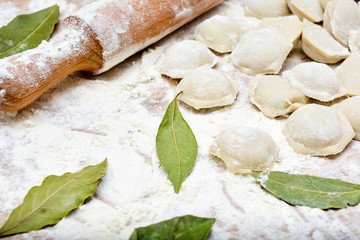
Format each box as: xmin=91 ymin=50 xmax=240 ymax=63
xmin=0 ymin=0 xmax=359 ymax=239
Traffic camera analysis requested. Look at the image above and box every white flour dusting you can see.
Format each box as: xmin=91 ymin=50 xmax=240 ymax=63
xmin=0 ymin=0 xmax=360 ymax=240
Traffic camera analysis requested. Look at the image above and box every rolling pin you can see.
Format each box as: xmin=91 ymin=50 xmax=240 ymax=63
xmin=0 ymin=0 xmax=223 ymax=111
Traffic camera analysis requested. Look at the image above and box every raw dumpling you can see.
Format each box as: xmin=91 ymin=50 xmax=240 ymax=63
xmin=176 ymin=67 xmax=240 ymax=109
xmin=255 ymin=15 xmax=303 ymax=47
xmin=244 ymin=0 xmax=290 ymax=18
xmin=286 ymin=0 xmax=323 ymax=22
xmin=194 ymin=15 xmax=243 ymax=53
xmin=301 ymin=19 xmax=349 ymax=64
xmin=156 ymin=40 xmax=216 ymax=78
xmin=333 ymin=97 xmax=360 ymax=140
xmin=249 ymin=75 xmax=309 ymax=118
xmin=335 ymin=53 xmax=360 ymax=96
xmin=323 ymin=0 xmax=360 ymax=46
xmin=283 ymin=104 xmax=355 ymax=156
xmin=231 ymin=28 xmax=292 ymax=75
xmin=211 ymin=126 xmax=278 ymax=173
xmin=283 ymin=62 xmax=347 ymax=101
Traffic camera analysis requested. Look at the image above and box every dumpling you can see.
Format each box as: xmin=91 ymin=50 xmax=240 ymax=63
xmin=283 ymin=104 xmax=355 ymax=156
xmin=283 ymin=62 xmax=347 ymax=101
xmin=156 ymin=40 xmax=216 ymax=78
xmin=194 ymin=15 xmax=243 ymax=53
xmin=176 ymin=67 xmax=240 ymax=109
xmin=301 ymin=19 xmax=349 ymax=64
xmin=255 ymin=15 xmax=303 ymax=47
xmin=244 ymin=0 xmax=290 ymax=18
xmin=231 ymin=28 xmax=292 ymax=75
xmin=323 ymin=0 xmax=360 ymax=46
xmin=210 ymin=126 xmax=279 ymax=173
xmin=333 ymin=97 xmax=360 ymax=140
xmin=249 ymin=75 xmax=309 ymax=118
xmin=335 ymin=53 xmax=360 ymax=96
xmin=286 ymin=0 xmax=323 ymax=22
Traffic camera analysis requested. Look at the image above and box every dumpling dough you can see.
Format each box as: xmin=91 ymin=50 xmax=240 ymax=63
xmin=283 ymin=62 xmax=347 ymax=102
xmin=211 ymin=126 xmax=278 ymax=173
xmin=156 ymin=40 xmax=216 ymax=78
xmin=335 ymin=53 xmax=360 ymax=96
xmin=319 ymin=0 xmax=332 ymax=10
xmin=194 ymin=15 xmax=243 ymax=53
xmin=333 ymin=97 xmax=360 ymax=140
xmin=231 ymin=28 xmax=292 ymax=75
xmin=176 ymin=67 xmax=240 ymax=109
xmin=286 ymin=0 xmax=323 ymax=22
xmin=323 ymin=0 xmax=360 ymax=46
xmin=249 ymin=75 xmax=309 ymax=118
xmin=301 ymin=19 xmax=349 ymax=64
xmin=348 ymin=30 xmax=360 ymax=53
xmin=255 ymin=15 xmax=303 ymax=47
xmin=283 ymin=104 xmax=355 ymax=156
xmin=319 ymin=0 xmax=332 ymax=9
xmin=244 ymin=0 xmax=290 ymax=18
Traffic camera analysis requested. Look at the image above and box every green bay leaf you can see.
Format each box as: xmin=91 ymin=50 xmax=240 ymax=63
xmin=251 ymin=171 xmax=360 ymax=209
xmin=0 ymin=159 xmax=107 ymax=237
xmin=129 ymin=215 xmax=216 ymax=240
xmin=0 ymin=4 xmax=59 ymax=59
xmin=156 ymin=93 xmax=198 ymax=193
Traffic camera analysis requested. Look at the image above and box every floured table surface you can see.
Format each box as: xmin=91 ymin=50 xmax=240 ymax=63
xmin=0 ymin=0 xmax=360 ymax=239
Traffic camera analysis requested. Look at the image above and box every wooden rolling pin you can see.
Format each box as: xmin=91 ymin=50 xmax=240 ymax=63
xmin=0 ymin=0 xmax=223 ymax=111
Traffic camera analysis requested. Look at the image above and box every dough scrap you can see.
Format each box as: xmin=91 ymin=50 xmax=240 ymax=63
xmin=249 ymin=75 xmax=309 ymax=118
xmin=286 ymin=0 xmax=323 ymax=22
xmin=194 ymin=15 xmax=243 ymax=53
xmin=231 ymin=28 xmax=292 ymax=75
xmin=333 ymin=96 xmax=360 ymax=140
xmin=335 ymin=53 xmax=360 ymax=96
xmin=211 ymin=126 xmax=279 ymax=173
xmin=323 ymin=0 xmax=360 ymax=46
xmin=255 ymin=15 xmax=303 ymax=47
xmin=283 ymin=62 xmax=347 ymax=102
xmin=156 ymin=40 xmax=216 ymax=79
xmin=244 ymin=0 xmax=290 ymax=18
xmin=176 ymin=67 xmax=240 ymax=109
xmin=283 ymin=104 xmax=355 ymax=156
xmin=301 ymin=19 xmax=349 ymax=64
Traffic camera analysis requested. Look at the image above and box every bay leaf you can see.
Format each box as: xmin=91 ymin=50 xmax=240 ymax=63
xmin=251 ymin=171 xmax=360 ymax=209
xmin=0 ymin=159 xmax=107 ymax=237
xmin=0 ymin=5 xmax=59 ymax=59
xmin=156 ymin=93 xmax=198 ymax=193
xmin=129 ymin=215 xmax=216 ymax=240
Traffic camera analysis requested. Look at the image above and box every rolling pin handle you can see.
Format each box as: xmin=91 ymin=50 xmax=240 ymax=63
xmin=0 ymin=16 xmax=103 ymax=112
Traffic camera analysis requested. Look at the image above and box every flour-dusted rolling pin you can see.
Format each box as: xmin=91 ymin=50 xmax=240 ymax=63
xmin=0 ymin=0 xmax=223 ymax=111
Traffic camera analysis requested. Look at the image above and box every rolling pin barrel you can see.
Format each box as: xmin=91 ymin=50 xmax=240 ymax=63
xmin=0 ymin=0 xmax=223 ymax=112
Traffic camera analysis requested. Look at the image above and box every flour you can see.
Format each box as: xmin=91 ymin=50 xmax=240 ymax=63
xmin=0 ymin=0 xmax=360 ymax=240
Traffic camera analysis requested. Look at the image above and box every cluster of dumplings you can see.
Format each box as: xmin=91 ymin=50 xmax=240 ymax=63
xmin=244 ymin=0 xmax=360 ymax=157
xmin=156 ymin=40 xmax=240 ymax=110
xmin=155 ymin=0 xmax=360 ymax=174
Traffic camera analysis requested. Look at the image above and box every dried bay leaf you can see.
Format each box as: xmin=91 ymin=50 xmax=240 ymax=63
xmin=0 ymin=159 xmax=107 ymax=237
xmin=251 ymin=171 xmax=360 ymax=209
xmin=129 ymin=215 xmax=216 ymax=240
xmin=156 ymin=93 xmax=198 ymax=193
xmin=0 ymin=5 xmax=59 ymax=59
